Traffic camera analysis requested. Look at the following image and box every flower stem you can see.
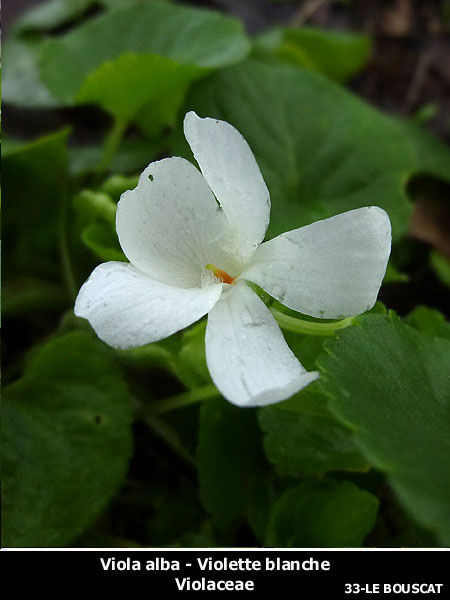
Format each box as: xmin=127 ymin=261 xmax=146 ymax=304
xmin=154 ymin=384 xmax=220 ymax=414
xmin=97 ymin=116 xmax=128 ymax=176
xmin=59 ymin=188 xmax=77 ymax=300
xmin=141 ymin=412 xmax=196 ymax=467
xmin=271 ymin=308 xmax=355 ymax=336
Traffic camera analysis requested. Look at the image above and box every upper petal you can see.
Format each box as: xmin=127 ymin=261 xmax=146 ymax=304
xmin=75 ymin=261 xmax=222 ymax=349
xmin=116 ymin=157 xmax=239 ymax=288
xmin=184 ymin=111 xmax=270 ymax=262
xmin=205 ymin=282 xmax=319 ymax=407
xmin=241 ymin=206 xmax=391 ymax=319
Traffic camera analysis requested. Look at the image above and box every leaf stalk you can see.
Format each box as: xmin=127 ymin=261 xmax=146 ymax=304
xmin=271 ymin=308 xmax=355 ymax=336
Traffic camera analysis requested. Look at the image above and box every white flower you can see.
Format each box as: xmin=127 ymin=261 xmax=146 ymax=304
xmin=75 ymin=111 xmax=391 ymax=407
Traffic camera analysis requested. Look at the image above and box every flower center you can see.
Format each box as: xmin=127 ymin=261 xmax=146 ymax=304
xmin=205 ymin=264 xmax=236 ymax=285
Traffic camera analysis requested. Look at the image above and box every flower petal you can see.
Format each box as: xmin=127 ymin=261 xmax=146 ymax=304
xmin=184 ymin=111 xmax=270 ymax=262
xmin=75 ymin=262 xmax=222 ymax=349
xmin=241 ymin=207 xmax=391 ymax=319
xmin=117 ymin=157 xmax=239 ymax=288
xmin=205 ymin=282 xmax=319 ymax=407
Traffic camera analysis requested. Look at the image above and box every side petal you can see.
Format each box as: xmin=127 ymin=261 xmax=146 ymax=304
xmin=75 ymin=262 xmax=222 ymax=349
xmin=184 ymin=111 xmax=270 ymax=262
xmin=205 ymin=282 xmax=319 ymax=407
xmin=117 ymin=157 xmax=239 ymax=289
xmin=241 ymin=207 xmax=391 ymax=319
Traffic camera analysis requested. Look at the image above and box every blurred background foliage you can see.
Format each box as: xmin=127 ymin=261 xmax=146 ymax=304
xmin=3 ymin=0 xmax=450 ymax=548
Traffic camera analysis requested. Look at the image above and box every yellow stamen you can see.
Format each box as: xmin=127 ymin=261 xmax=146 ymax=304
xmin=205 ymin=264 xmax=235 ymax=285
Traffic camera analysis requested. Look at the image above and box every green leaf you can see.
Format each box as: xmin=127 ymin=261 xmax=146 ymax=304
xmin=145 ymin=484 xmax=204 ymax=547
xmin=173 ymin=521 xmax=216 ymax=548
xmin=39 ymin=2 xmax=250 ymax=104
xmin=2 ymin=279 xmax=68 ymax=317
xmin=73 ymin=190 xmax=117 ymax=226
xmin=81 ymin=223 xmax=126 ymax=262
xmin=75 ymin=532 xmax=143 ymax=548
xmin=197 ymin=398 xmax=271 ymax=539
xmin=430 ymin=250 xmax=450 ymax=288
xmin=274 ymin=381 xmax=331 ymax=418
xmin=135 ymin=82 xmax=197 ymax=138
xmin=101 ymin=174 xmax=140 ymax=201
xmin=405 ymin=305 xmax=450 ymax=341
xmin=398 ymin=120 xmax=450 ymax=180
xmin=2 ymin=37 xmax=62 ymax=108
xmin=76 ymin=53 xmax=203 ymax=120
xmin=383 ymin=262 xmax=409 ymax=283
xmin=271 ymin=304 xmax=383 ymax=418
xmin=73 ymin=189 xmax=125 ymax=262
xmin=68 ymin=135 xmax=163 ymax=176
xmin=13 ymin=0 xmax=95 ymax=32
xmin=3 ymin=129 xmax=70 ymax=278
xmin=254 ymin=26 xmax=371 ymax=82
xmin=284 ymin=329 xmax=327 ymax=371
xmin=2 ymin=331 xmax=133 ymax=547
xmin=413 ymin=103 xmax=438 ymax=125
xmin=266 ymin=480 xmax=378 ymax=547
xmin=259 ymin=406 xmax=369 ymax=478
xmin=177 ymin=321 xmax=211 ymax=389
xmin=268 ymin=302 xmax=386 ymax=419
xmin=99 ymin=0 xmax=170 ymax=9
xmin=318 ymin=314 xmax=450 ymax=545
xmin=180 ymin=61 xmax=450 ymax=242
xmin=116 ymin=321 xmax=211 ymax=392
xmin=116 ymin=334 xmax=182 ymax=372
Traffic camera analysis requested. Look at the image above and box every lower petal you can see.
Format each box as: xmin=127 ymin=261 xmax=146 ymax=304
xmin=75 ymin=262 xmax=222 ymax=349
xmin=205 ymin=282 xmax=319 ymax=407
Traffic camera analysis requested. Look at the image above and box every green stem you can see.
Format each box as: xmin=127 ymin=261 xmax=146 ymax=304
xmin=97 ymin=116 xmax=128 ymax=176
xmin=154 ymin=384 xmax=220 ymax=414
xmin=59 ymin=188 xmax=77 ymax=300
xmin=131 ymin=394 xmax=196 ymax=467
xmin=271 ymin=308 xmax=355 ymax=336
xmin=141 ymin=412 xmax=195 ymax=467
